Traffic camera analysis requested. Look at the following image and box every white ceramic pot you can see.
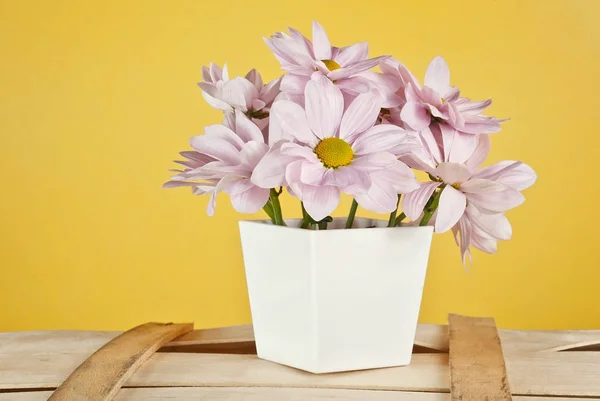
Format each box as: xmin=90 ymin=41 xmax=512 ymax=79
xmin=239 ymin=217 xmax=433 ymax=374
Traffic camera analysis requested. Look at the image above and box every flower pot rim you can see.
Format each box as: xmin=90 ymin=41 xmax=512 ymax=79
xmin=239 ymin=217 xmax=434 ymax=233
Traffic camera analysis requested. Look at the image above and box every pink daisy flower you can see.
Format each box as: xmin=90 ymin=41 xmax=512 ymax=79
xmin=265 ymin=21 xmax=389 ymax=102
xmin=452 ymin=158 xmax=538 ymax=264
xmin=399 ymin=56 xmax=503 ymax=134
xmin=251 ymin=75 xmax=418 ymax=220
xmin=164 ymin=111 xmax=271 ymax=216
xmin=198 ymin=63 xmax=281 ymax=132
xmin=401 ymin=123 xmax=536 ymax=235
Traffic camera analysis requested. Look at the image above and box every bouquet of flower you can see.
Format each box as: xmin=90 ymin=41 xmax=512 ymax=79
xmin=165 ymin=21 xmax=536 ymax=264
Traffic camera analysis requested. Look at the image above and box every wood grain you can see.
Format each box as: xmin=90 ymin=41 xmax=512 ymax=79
xmin=1 ymin=323 xmax=599 ymax=398
xmin=2 ymin=324 xmax=598 ymax=356
xmin=47 ymin=322 xmax=192 ymax=401
xmin=448 ymin=314 xmax=511 ymax=400
xmin=0 ymin=388 xmax=592 ymax=401
xmin=2 ymin=351 xmax=600 ymax=396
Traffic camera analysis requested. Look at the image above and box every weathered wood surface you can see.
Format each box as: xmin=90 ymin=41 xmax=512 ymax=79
xmin=0 ymin=388 xmax=594 ymax=401
xmin=47 ymin=322 xmax=192 ymax=401
xmin=2 ymin=348 xmax=600 ymax=396
xmin=0 ymin=388 xmax=593 ymax=401
xmin=448 ymin=314 xmax=512 ymax=400
xmin=1 ymin=322 xmax=599 ymax=398
xmin=2 ymin=324 xmax=598 ymax=355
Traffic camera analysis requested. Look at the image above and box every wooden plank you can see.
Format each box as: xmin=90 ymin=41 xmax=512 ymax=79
xmin=448 ymin=314 xmax=511 ymax=400
xmin=165 ymin=324 xmax=600 ymax=353
xmin=0 ymin=388 xmax=592 ymax=401
xmin=415 ymin=324 xmax=600 ymax=354
xmin=2 ymin=351 xmax=600 ymax=397
xmin=47 ymin=322 xmax=192 ymax=401
xmin=171 ymin=325 xmax=255 ymax=345
xmin=2 ymin=324 xmax=598 ymax=356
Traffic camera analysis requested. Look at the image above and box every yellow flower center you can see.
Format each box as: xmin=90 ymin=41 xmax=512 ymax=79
xmin=322 ymin=59 xmax=341 ymax=71
xmin=441 ymin=97 xmax=446 ymax=103
xmin=314 ymin=137 xmax=354 ymax=169
xmin=451 ymin=183 xmax=461 ymax=189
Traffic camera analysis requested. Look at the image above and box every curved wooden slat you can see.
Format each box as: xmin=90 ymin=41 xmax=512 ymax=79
xmin=448 ymin=314 xmax=511 ymax=400
xmin=47 ymin=322 xmax=192 ymax=401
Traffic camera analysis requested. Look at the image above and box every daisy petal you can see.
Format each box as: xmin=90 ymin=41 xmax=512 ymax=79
xmin=245 ymin=69 xmax=263 ymax=90
xmin=354 ymin=179 xmax=399 ymax=213
xmin=402 ymin=181 xmax=441 ymax=220
xmin=251 ymin=146 xmax=294 ymax=188
xmin=460 ymin=178 xmax=509 ymax=194
xmin=163 ymin=180 xmax=205 ymax=189
xmin=284 ymin=159 xmax=306 ymax=197
xmin=334 ymin=75 xmax=373 ymax=96
xmin=199 ymin=87 xmax=232 ymax=112
xmin=280 ymin=142 xmax=319 ymax=161
xmin=300 ymin=161 xmax=327 ymax=185
xmin=418 ymin=126 xmax=443 ymax=165
xmin=388 ymin=161 xmax=420 ymax=193
xmin=202 ymin=124 xmax=245 ymax=149
xmin=456 ymin=99 xmax=492 ymax=113
xmin=400 ymin=101 xmax=431 ymax=131
xmin=474 ymin=161 xmax=537 ymax=191
xmin=465 ymin=134 xmax=491 ymax=171
xmin=201 ymin=65 xmax=212 ymax=82
xmin=260 ymin=77 xmax=283 ymax=105
xmin=209 ymin=62 xmax=223 ymax=82
xmin=467 ymin=205 xmax=512 ymax=240
xmin=302 ymin=185 xmax=340 ymax=221
xmin=350 ymin=152 xmax=397 ymax=172
xmin=312 ymin=21 xmax=332 ymax=60
xmin=269 ymin=100 xmax=317 ymax=146
xmin=221 ymin=77 xmax=259 ymax=112
xmin=324 ymin=166 xmax=371 ymax=193
xmin=230 ymin=186 xmax=270 ymax=214
xmin=190 ymin=137 xmax=241 ymax=165
xmin=327 ymin=56 xmax=389 ymax=81
xmin=335 ymin=42 xmax=369 ymax=67
xmin=462 ymin=179 xmax=525 ymax=212
xmin=457 ymin=216 xmax=473 ymax=266
xmin=424 ymin=56 xmax=450 ymax=95
xmin=435 ymin=162 xmax=472 ymax=185
xmin=467 ymin=189 xmax=525 ymax=213
xmin=305 ymin=76 xmax=344 ymax=139
xmin=446 ymin=130 xmax=479 ymax=164
xmin=352 ymin=124 xmax=409 ymax=155
xmin=240 ymin=141 xmax=269 ymax=168
xmin=435 ymin=186 xmax=466 ymax=233
xmin=339 ymin=92 xmax=381 ymax=142
xmin=235 ymin=110 xmax=264 ymax=143
xmin=471 ymin=231 xmax=498 ymax=254
xmin=224 ymin=178 xmax=253 ymax=195
xmin=281 ymin=74 xmax=310 ymax=94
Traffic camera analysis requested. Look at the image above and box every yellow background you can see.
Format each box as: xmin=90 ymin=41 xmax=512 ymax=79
xmin=1 ymin=0 xmax=599 ymax=331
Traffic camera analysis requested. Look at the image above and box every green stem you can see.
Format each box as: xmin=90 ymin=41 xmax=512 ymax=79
xmin=300 ymin=202 xmax=311 ymax=229
xmin=345 ymin=199 xmax=359 ymax=229
xmin=420 ymin=189 xmax=442 ymax=227
xmin=318 ymin=220 xmax=328 ymax=230
xmin=420 ymin=210 xmax=435 ymax=226
xmin=269 ymin=188 xmax=286 ymax=226
xmin=388 ymin=195 xmax=401 ymax=227
xmin=263 ymin=201 xmax=276 ymax=224
xmin=387 ymin=210 xmax=397 ymax=227
xmin=395 ymin=212 xmax=406 ymax=226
